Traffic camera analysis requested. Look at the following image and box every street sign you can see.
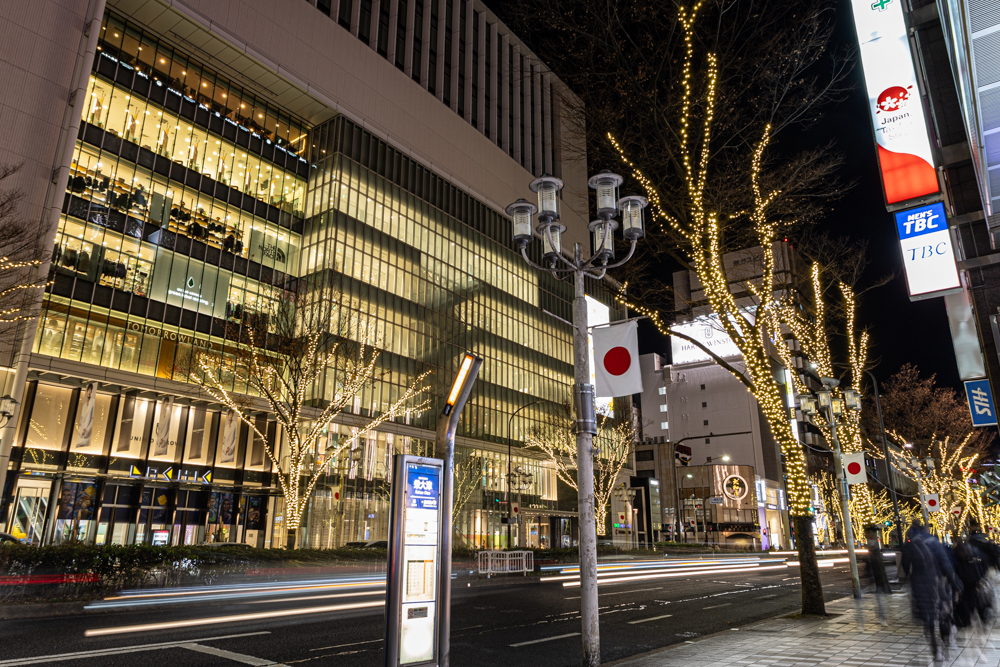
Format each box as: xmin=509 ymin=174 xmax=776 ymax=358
xmin=386 ymin=455 xmax=443 ymax=666
xmin=965 ymin=379 xmax=998 ymax=427
xmin=709 ymin=497 xmax=723 ymax=505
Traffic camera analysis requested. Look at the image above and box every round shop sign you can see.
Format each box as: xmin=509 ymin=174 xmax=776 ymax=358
xmin=723 ymin=474 xmax=749 ymax=501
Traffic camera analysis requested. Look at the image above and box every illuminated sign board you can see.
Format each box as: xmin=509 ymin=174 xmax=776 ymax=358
xmin=964 ymin=380 xmax=998 ymax=427
xmin=670 ymin=317 xmax=742 ymax=366
xmin=894 ymin=202 xmax=960 ymax=299
xmin=850 ymin=0 xmax=939 ymax=206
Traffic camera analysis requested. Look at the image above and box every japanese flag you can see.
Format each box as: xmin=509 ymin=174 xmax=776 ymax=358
xmin=924 ymin=494 xmax=940 ymax=512
xmin=593 ymin=321 xmax=643 ymax=397
xmin=843 ymin=452 xmax=867 ymax=485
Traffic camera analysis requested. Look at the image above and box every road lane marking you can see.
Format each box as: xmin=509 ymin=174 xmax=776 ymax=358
xmin=84 ymin=600 xmax=384 ymax=636
xmin=183 ymin=643 xmax=286 ymax=666
xmin=249 ymin=590 xmax=384 ymax=604
xmin=510 ymin=633 xmax=581 ymax=647
xmin=756 ymin=594 xmax=778 ymax=599
xmin=310 ymin=639 xmax=382 ymax=652
xmin=628 ymin=614 xmax=673 ymax=625
xmin=565 ymin=586 xmax=662 ymax=600
xmin=0 ymin=632 xmax=270 ymax=666
xmin=703 ymin=603 xmax=731 ymax=609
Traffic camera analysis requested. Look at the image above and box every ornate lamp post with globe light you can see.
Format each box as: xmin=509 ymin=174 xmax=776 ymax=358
xmin=506 ymin=172 xmax=646 ymax=667
xmin=798 ymin=379 xmax=863 ymax=599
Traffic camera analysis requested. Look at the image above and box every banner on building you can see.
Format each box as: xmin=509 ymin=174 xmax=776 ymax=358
xmin=592 ymin=321 xmax=643 ymax=397
xmin=964 ymin=379 xmax=998 ymax=427
xmin=74 ymin=382 xmax=99 ymax=449
xmin=849 ymin=0 xmax=939 ymax=206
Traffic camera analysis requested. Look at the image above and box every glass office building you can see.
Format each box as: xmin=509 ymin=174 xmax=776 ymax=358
xmin=3 ymin=8 xmax=622 ymax=549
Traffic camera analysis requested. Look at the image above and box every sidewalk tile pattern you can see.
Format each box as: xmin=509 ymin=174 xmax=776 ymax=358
xmin=617 ymin=591 xmax=1000 ymax=667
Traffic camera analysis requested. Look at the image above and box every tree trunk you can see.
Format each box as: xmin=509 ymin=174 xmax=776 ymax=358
xmin=794 ymin=514 xmax=826 ymax=615
xmin=286 ymin=527 xmax=297 ymax=550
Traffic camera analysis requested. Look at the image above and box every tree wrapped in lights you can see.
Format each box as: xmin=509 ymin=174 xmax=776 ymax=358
xmin=887 ymin=437 xmax=980 ymax=538
xmin=779 ymin=262 xmax=878 ymax=533
xmin=528 ymin=411 xmax=635 ymax=536
xmin=195 ymin=293 xmax=431 ymax=549
xmin=610 ymin=2 xmax=838 ymax=614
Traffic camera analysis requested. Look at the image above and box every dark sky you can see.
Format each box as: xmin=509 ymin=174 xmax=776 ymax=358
xmin=639 ymin=0 xmax=962 ymax=394
xmin=483 ymin=0 xmax=963 ymax=393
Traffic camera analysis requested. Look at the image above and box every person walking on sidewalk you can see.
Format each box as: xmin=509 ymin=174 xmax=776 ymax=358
xmin=902 ymin=521 xmax=959 ymax=662
xmin=954 ymin=536 xmax=989 ymax=628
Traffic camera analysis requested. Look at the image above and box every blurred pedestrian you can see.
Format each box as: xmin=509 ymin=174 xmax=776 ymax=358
xmin=902 ymin=521 xmax=957 ymax=662
xmin=953 ymin=536 xmax=987 ymax=628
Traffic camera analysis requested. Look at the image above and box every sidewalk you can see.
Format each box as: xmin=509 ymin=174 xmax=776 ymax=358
xmin=614 ymin=590 xmax=1000 ymax=667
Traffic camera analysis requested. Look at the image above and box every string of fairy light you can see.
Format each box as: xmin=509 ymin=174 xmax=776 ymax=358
xmin=607 ymin=4 xmax=819 ymax=516
xmin=195 ymin=329 xmax=430 ymax=533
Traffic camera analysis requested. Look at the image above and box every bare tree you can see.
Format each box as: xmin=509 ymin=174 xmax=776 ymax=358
xmin=0 ymin=164 xmax=48 ymax=361
xmin=528 ymin=408 xmax=635 ymax=537
xmin=194 ymin=289 xmax=431 ymax=549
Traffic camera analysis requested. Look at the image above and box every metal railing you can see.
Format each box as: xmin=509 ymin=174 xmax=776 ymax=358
xmin=477 ymin=550 xmax=534 ymax=576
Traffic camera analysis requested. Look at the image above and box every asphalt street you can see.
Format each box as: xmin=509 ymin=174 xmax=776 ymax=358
xmin=0 ymin=558 xmax=871 ymax=666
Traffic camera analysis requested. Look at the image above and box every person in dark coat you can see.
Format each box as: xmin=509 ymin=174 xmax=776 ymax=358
xmin=902 ymin=521 xmax=955 ymax=661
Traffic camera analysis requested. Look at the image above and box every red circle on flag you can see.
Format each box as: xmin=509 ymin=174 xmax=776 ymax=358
xmin=846 ymin=462 xmax=862 ymax=476
xmin=604 ymin=347 xmax=632 ymax=376
xmin=927 ymin=498 xmax=937 ymax=507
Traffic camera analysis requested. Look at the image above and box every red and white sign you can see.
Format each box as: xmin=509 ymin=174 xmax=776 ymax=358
xmin=593 ymin=321 xmax=643 ymax=397
xmin=924 ymin=493 xmax=940 ymax=512
xmin=849 ymin=0 xmax=938 ymax=206
xmin=512 ymin=502 xmax=520 ymax=516
xmin=843 ymin=452 xmax=867 ymax=485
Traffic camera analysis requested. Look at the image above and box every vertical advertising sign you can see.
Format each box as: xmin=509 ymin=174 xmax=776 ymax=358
xmin=850 ymin=0 xmax=939 ymax=206
xmin=964 ymin=379 xmax=998 ymax=427
xmin=386 ymin=455 xmax=443 ymax=667
xmin=894 ymin=203 xmax=960 ymax=299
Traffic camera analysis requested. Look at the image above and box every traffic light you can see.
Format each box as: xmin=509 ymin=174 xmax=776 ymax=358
xmin=884 ymin=520 xmax=893 ymax=528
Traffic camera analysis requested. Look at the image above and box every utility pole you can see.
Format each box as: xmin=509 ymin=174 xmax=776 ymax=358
xmin=865 ymin=369 xmax=904 ymax=549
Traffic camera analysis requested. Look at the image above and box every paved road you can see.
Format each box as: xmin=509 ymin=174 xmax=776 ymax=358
xmin=0 ymin=559 xmax=873 ymax=666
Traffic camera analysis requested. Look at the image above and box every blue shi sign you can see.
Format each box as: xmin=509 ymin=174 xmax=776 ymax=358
xmin=893 ymin=202 xmax=961 ymax=299
xmin=964 ymin=380 xmax=998 ymax=427
xmin=406 ymin=464 xmax=440 ymax=510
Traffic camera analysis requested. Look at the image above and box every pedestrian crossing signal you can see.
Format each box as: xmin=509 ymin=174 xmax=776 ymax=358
xmin=884 ymin=520 xmax=893 ymax=527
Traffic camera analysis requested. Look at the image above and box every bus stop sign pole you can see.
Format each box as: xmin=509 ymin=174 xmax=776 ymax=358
xmin=436 ymin=353 xmax=482 ymax=667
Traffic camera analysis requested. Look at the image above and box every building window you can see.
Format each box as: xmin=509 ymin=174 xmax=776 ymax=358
xmin=658 ymin=387 xmax=666 ymax=395
xmin=660 ymin=422 xmax=668 ymax=430
xmin=701 ymin=402 xmax=707 ymax=408
xmin=318 ymin=0 xmax=332 ymax=16
xmin=635 ymin=450 xmax=654 ymax=461
xmin=705 ymin=438 xmax=711 ymax=444
xmin=412 ymin=0 xmax=423 ymax=82
xmin=703 ymin=420 xmax=709 ymax=426
xmin=700 ymin=384 xmax=706 ymax=390
xmin=359 ymin=0 xmax=373 ymax=44
xmin=339 ymin=0 xmax=353 ymax=29
xmin=395 ymin=0 xmax=407 ymax=70
xmin=658 ymin=404 xmax=667 ymax=413
xmin=636 ymin=469 xmax=654 ymax=478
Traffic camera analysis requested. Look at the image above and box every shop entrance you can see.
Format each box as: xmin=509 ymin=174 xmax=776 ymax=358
xmin=6 ymin=478 xmax=51 ymax=544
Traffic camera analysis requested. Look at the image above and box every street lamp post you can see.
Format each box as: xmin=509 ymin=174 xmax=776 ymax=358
xmin=507 ymin=172 xmax=646 ymax=667
xmin=799 ymin=378 xmax=863 ymax=600
xmin=507 ymin=401 xmax=542 ymax=548
xmin=506 ymin=466 xmax=533 ymax=547
xmin=901 ymin=446 xmax=934 ymax=527
xmin=864 ymin=370 xmax=904 ymax=549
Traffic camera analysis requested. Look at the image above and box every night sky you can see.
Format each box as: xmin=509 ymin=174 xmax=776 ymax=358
xmin=639 ymin=0 xmax=962 ymax=394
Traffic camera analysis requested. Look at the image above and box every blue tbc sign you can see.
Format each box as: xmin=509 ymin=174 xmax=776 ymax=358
xmin=964 ymin=379 xmax=998 ymax=427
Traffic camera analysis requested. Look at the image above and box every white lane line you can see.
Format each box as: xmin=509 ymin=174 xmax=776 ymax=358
xmin=84 ymin=600 xmax=384 ymax=636
xmin=310 ymin=639 xmax=383 ymax=652
xmin=703 ymin=603 xmax=731 ymax=609
xmin=183 ymin=643 xmax=286 ymax=666
xmin=565 ymin=586 xmax=662 ymax=600
xmin=0 ymin=632 xmax=270 ymax=666
xmin=249 ymin=590 xmax=384 ymax=604
xmin=628 ymin=614 xmax=673 ymax=625
xmin=510 ymin=633 xmax=581 ymax=647
xmin=756 ymin=594 xmax=778 ymax=600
